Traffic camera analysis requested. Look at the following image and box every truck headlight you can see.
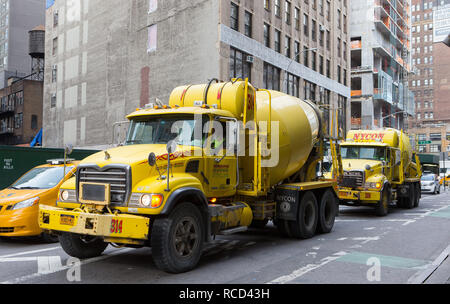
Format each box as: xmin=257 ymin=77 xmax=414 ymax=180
xmin=366 ymin=182 xmax=382 ymax=190
xmin=12 ymin=197 xmax=40 ymax=210
xmin=139 ymin=194 xmax=164 ymax=208
xmin=59 ymin=189 xmax=76 ymax=202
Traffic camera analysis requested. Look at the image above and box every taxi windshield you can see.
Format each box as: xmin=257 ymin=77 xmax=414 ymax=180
xmin=421 ymin=175 xmax=435 ymax=181
xmin=10 ymin=167 xmax=74 ymax=190
xmin=341 ymin=146 xmax=386 ymax=161
xmin=125 ymin=115 xmax=207 ymax=147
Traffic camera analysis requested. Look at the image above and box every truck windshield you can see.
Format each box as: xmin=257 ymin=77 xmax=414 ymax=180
xmin=341 ymin=146 xmax=386 ymax=161
xmin=125 ymin=115 xmax=206 ymax=147
xmin=10 ymin=167 xmax=74 ymax=190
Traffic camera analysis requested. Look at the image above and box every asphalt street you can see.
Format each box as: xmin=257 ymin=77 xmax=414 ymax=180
xmin=0 ymin=190 xmax=449 ymax=284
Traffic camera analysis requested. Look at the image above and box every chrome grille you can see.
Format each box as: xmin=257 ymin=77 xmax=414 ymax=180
xmin=341 ymin=171 xmax=365 ymax=188
xmin=78 ymin=166 xmax=130 ymax=205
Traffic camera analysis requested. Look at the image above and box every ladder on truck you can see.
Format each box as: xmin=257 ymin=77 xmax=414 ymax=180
xmin=330 ymin=109 xmax=344 ymax=183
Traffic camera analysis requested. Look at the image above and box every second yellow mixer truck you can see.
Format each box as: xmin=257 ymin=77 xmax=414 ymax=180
xmin=39 ymin=80 xmax=340 ymax=273
xmin=337 ymin=129 xmax=422 ymax=216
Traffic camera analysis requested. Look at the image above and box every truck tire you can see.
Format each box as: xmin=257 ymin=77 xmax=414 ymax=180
xmin=41 ymin=232 xmax=59 ymax=243
xmin=414 ymin=183 xmax=420 ymax=208
xmin=405 ymin=183 xmax=416 ymax=209
xmin=288 ymin=191 xmax=318 ymax=239
xmin=59 ymin=233 xmax=108 ymax=259
xmin=317 ymin=189 xmax=337 ymax=234
xmin=151 ymin=202 xmax=204 ymax=274
xmin=376 ymin=187 xmax=390 ymax=217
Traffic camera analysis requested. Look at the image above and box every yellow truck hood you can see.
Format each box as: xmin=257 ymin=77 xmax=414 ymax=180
xmin=80 ymin=144 xmax=199 ymax=167
xmin=342 ymin=159 xmax=382 ymax=171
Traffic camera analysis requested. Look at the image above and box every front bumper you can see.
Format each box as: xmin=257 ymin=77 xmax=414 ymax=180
xmin=0 ymin=205 xmax=41 ymax=237
xmin=39 ymin=205 xmax=150 ymax=242
xmin=338 ymin=189 xmax=381 ymax=203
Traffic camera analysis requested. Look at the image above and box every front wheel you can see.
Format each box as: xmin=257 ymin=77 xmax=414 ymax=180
xmin=151 ymin=202 xmax=204 ymax=274
xmin=376 ymin=187 xmax=390 ymax=217
xmin=59 ymin=233 xmax=108 ymax=259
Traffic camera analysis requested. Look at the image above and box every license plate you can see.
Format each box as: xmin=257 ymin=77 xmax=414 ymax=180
xmin=60 ymin=215 xmax=75 ymax=226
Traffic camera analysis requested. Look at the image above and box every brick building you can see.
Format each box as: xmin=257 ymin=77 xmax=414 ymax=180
xmin=0 ymin=79 xmax=43 ymax=145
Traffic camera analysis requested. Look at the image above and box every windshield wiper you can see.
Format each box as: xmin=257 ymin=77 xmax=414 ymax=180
xmin=14 ymin=187 xmax=41 ymax=190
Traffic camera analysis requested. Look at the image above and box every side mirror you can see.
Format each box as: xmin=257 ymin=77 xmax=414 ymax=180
xmin=65 ymin=144 xmax=73 ymax=156
xmin=148 ymin=152 xmax=156 ymax=167
xmin=166 ymin=140 xmax=177 ymax=154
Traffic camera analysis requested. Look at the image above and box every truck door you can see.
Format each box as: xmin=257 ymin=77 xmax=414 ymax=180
xmin=203 ymin=118 xmax=237 ymax=198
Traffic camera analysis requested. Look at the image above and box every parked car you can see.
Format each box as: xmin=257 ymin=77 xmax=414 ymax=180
xmin=421 ymin=173 xmax=441 ymax=195
xmin=0 ymin=159 xmax=78 ymax=242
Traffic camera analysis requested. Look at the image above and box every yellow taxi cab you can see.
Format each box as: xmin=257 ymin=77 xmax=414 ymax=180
xmin=440 ymin=174 xmax=450 ymax=186
xmin=0 ymin=159 xmax=78 ymax=242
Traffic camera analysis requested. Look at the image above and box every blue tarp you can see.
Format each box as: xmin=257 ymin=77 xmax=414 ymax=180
xmin=46 ymin=0 xmax=55 ymax=9
xmin=30 ymin=129 xmax=42 ymax=147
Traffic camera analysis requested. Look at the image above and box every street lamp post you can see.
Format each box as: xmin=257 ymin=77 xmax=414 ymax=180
xmin=284 ymin=47 xmax=318 ymax=96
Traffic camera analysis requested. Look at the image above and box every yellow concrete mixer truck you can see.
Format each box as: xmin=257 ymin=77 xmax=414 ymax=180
xmin=39 ymin=80 xmax=340 ymax=273
xmin=337 ymin=129 xmax=422 ymax=216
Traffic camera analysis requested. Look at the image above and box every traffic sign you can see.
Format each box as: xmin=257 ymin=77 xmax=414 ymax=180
xmin=418 ymin=141 xmax=432 ymax=145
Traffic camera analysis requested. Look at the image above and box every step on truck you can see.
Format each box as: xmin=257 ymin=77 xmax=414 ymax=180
xmin=337 ymin=129 xmax=422 ymax=216
xmin=39 ymin=80 xmax=340 ymax=273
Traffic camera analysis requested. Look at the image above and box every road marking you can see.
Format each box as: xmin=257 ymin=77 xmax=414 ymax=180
xmin=0 ymin=256 xmax=64 ymax=274
xmin=352 ymin=237 xmax=380 ymax=244
xmin=337 ymin=252 xmax=429 ymax=270
xmin=1 ymin=248 xmax=134 ymax=284
xmin=0 ymin=246 xmax=61 ymax=259
xmin=267 ymin=252 xmax=347 ymax=284
xmin=408 ymin=245 xmax=450 ymax=284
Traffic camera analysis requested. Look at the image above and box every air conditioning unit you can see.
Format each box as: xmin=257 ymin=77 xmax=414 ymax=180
xmin=319 ymin=25 xmax=326 ymax=32
xmin=246 ymin=55 xmax=254 ymax=63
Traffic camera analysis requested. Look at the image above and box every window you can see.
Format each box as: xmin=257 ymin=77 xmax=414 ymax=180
xmin=326 ymin=59 xmax=331 ymax=78
xmin=230 ymin=3 xmax=239 ymax=31
xmin=286 ymin=73 xmax=299 ymax=97
xmin=294 ymin=41 xmax=300 ymax=62
xmin=285 ymin=36 xmax=291 ymax=58
xmin=263 ymin=63 xmax=281 ymax=90
xmin=148 ymin=0 xmax=157 ymax=13
xmin=337 ymin=65 xmax=342 ymax=83
xmin=303 ymin=46 xmax=309 ymax=67
xmin=326 ymin=30 xmax=330 ymax=50
xmin=51 ymin=93 xmax=56 ymax=108
xmin=285 ymin=1 xmax=291 ymax=24
xmin=294 ymin=7 xmax=300 ymax=29
xmin=52 ymin=37 xmax=58 ymax=56
xmin=264 ymin=0 xmax=270 ymax=10
xmin=274 ymin=29 xmax=281 ymax=53
xmin=230 ymin=48 xmax=251 ymax=81
xmin=303 ymin=14 xmax=309 ymax=36
xmin=31 ymin=115 xmax=38 ymax=130
xmin=311 ymin=20 xmax=317 ymax=41
xmin=319 ymin=29 xmax=324 ymax=47
xmin=52 ymin=65 xmax=57 ymax=83
xmin=337 ymin=38 xmax=341 ymax=58
xmin=53 ymin=11 xmax=59 ymax=27
xmin=430 ymin=145 xmax=440 ymax=153
xmin=430 ymin=133 xmax=441 ymax=141
xmin=275 ymin=0 xmax=281 ymax=17
xmin=319 ymin=55 xmax=324 ymax=75
xmin=147 ymin=24 xmax=157 ymax=53
xmin=264 ymin=23 xmax=271 ymax=48
xmin=244 ymin=11 xmax=252 ymax=37
xmin=337 ymin=9 xmax=341 ymax=29
xmin=311 ymin=51 xmax=317 ymax=71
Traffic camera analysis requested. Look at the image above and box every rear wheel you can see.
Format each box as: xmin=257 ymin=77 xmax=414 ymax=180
xmin=376 ymin=187 xmax=390 ymax=217
xmin=405 ymin=183 xmax=416 ymax=209
xmin=59 ymin=233 xmax=108 ymax=259
xmin=151 ymin=202 xmax=204 ymax=274
xmin=317 ymin=190 xmax=337 ymax=233
xmin=414 ymin=183 xmax=421 ymax=208
xmin=288 ymin=191 xmax=318 ymax=239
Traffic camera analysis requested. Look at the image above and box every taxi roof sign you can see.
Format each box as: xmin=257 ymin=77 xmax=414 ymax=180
xmin=46 ymin=159 xmax=75 ymax=165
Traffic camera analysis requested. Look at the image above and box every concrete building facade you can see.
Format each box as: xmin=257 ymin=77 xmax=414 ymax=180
xmin=0 ymin=0 xmax=46 ymax=89
xmin=350 ymin=0 xmax=415 ymax=131
xmin=43 ymin=0 xmax=351 ymax=149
